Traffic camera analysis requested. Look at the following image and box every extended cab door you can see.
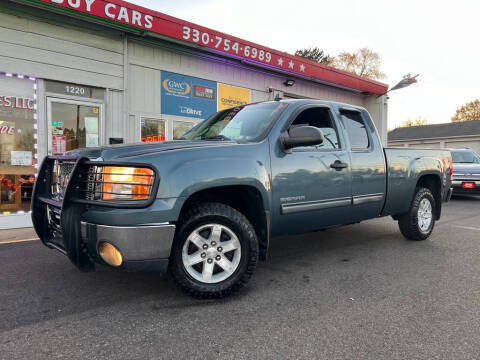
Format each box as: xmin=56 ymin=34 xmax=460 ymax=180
xmin=270 ymin=105 xmax=352 ymax=236
xmin=338 ymin=108 xmax=386 ymax=222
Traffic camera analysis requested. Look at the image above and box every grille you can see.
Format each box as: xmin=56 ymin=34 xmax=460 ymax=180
xmin=51 ymin=160 xmax=76 ymax=201
xmin=452 ymin=173 xmax=480 ymax=181
xmin=46 ymin=204 xmax=62 ymax=237
xmin=85 ymin=165 xmax=99 ymax=200
xmin=45 ymin=158 xmax=78 ymax=246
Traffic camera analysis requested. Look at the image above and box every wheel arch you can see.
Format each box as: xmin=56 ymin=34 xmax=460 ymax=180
xmin=416 ymin=172 xmax=443 ymax=220
xmin=178 ymin=185 xmax=270 ymax=261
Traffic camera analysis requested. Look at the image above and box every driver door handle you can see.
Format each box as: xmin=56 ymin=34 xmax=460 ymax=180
xmin=330 ymin=160 xmax=348 ymax=170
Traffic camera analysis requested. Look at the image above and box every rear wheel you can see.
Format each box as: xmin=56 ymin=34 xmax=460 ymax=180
xmin=398 ymin=187 xmax=436 ymax=241
xmin=170 ymin=203 xmax=258 ymax=298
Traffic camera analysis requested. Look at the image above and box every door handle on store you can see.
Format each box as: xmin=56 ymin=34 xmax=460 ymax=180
xmin=330 ymin=160 xmax=348 ymax=170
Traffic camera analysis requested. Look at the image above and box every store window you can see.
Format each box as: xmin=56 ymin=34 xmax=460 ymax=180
xmin=141 ymin=118 xmax=165 ymax=142
xmin=173 ymin=120 xmax=195 ymax=140
xmin=0 ymin=73 xmax=36 ymax=215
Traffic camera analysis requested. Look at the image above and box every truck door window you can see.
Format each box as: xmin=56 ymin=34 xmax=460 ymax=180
xmin=340 ymin=110 xmax=369 ymax=149
xmin=289 ymin=107 xmax=340 ymax=150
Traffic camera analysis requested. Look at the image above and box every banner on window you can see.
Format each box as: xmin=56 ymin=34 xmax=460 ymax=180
xmin=161 ymin=71 xmax=217 ymax=119
xmin=217 ymin=83 xmax=251 ymax=111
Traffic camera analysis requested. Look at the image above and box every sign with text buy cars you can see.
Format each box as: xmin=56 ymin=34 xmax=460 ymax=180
xmin=32 ymin=0 xmax=388 ymax=95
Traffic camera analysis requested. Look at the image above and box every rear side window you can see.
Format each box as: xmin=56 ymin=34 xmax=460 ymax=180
xmin=340 ymin=110 xmax=369 ymax=149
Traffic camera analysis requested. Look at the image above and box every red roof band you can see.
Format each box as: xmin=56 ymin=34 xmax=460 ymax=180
xmin=29 ymin=0 xmax=389 ymax=95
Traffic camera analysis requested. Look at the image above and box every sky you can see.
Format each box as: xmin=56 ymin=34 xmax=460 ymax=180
xmin=128 ymin=0 xmax=479 ymax=129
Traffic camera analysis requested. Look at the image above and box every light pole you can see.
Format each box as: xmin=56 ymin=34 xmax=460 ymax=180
xmin=386 ymin=73 xmax=419 ymax=94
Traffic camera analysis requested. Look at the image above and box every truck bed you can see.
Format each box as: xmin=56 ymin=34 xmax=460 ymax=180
xmin=382 ymin=147 xmax=452 ymax=217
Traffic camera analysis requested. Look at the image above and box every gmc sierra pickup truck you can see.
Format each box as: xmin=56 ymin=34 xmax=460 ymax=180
xmin=32 ymin=99 xmax=453 ymax=298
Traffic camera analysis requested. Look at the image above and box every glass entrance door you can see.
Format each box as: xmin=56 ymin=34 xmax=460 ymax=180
xmin=47 ymin=98 xmax=103 ymax=155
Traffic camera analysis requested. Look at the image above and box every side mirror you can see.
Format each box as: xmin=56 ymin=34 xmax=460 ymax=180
xmin=281 ymin=125 xmax=324 ymax=150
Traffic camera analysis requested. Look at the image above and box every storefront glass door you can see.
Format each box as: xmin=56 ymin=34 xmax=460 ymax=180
xmin=47 ymin=98 xmax=102 ymax=155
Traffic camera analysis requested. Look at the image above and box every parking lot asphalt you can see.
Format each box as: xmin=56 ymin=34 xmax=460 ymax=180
xmin=1 ymin=197 xmax=480 ymax=360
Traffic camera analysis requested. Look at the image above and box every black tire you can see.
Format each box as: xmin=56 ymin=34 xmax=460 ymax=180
xmin=170 ymin=202 xmax=258 ymax=298
xmin=398 ymin=187 xmax=436 ymax=241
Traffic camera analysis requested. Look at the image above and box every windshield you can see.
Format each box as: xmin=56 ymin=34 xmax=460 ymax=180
xmin=180 ymin=102 xmax=288 ymax=142
xmin=452 ymin=150 xmax=480 ymax=164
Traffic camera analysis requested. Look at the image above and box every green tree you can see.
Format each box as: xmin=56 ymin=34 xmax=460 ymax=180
xmin=333 ymin=47 xmax=385 ymax=80
xmin=451 ymin=99 xmax=480 ymax=122
xmin=294 ymin=47 xmax=333 ymax=65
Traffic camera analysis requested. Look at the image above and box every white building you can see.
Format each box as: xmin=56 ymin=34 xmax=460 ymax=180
xmin=388 ymin=121 xmax=480 ymax=154
xmin=0 ymin=0 xmax=389 ymax=229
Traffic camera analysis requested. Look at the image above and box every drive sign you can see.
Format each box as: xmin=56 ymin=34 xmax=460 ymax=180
xmin=161 ymin=71 xmax=217 ymax=119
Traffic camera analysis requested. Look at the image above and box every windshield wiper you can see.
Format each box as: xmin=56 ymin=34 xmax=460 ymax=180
xmin=200 ymin=135 xmax=231 ymax=141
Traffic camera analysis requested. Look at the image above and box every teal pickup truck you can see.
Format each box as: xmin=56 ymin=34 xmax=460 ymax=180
xmin=32 ymin=99 xmax=452 ymax=298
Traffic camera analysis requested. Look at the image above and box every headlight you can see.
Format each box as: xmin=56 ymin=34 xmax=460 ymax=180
xmin=102 ymin=166 xmax=154 ymax=200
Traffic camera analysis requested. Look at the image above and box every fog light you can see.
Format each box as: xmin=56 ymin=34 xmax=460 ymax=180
xmin=98 ymin=242 xmax=123 ymax=267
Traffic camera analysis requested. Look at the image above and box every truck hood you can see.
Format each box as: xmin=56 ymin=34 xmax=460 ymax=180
xmin=67 ymin=140 xmax=239 ymax=160
xmin=452 ymin=163 xmax=480 ymax=176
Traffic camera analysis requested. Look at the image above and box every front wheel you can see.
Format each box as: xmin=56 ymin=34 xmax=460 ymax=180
xmin=398 ymin=187 xmax=436 ymax=241
xmin=169 ymin=203 xmax=258 ymax=298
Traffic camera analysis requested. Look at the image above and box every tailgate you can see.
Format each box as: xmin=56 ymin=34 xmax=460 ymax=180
xmin=382 ymin=148 xmax=452 ymax=216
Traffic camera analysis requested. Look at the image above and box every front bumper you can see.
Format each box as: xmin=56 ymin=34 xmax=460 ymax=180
xmin=32 ymin=155 xmax=176 ymax=273
xmin=81 ymin=222 xmax=175 ymax=272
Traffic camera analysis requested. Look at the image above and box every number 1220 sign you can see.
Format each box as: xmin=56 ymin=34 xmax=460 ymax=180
xmin=182 ymin=26 xmax=272 ymax=64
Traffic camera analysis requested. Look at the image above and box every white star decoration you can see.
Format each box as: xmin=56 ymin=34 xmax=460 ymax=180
xmin=278 ymin=58 xmax=283 ymax=66
xmin=300 ymin=64 xmax=305 ymax=72
xmin=288 ymin=60 xmax=294 ymax=69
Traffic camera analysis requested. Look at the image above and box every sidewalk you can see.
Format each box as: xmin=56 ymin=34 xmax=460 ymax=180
xmin=0 ymin=227 xmax=38 ymax=244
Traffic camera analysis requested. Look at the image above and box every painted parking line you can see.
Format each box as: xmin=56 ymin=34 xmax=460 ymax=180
xmin=452 ymin=225 xmax=480 ymax=231
xmin=0 ymin=238 xmax=40 ymax=245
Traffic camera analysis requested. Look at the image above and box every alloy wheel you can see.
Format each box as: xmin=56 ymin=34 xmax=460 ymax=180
xmin=417 ymin=198 xmax=433 ymax=232
xmin=182 ymin=223 xmax=241 ymax=283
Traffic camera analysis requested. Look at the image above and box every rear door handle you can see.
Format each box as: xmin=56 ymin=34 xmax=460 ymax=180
xmin=330 ymin=160 xmax=348 ymax=170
